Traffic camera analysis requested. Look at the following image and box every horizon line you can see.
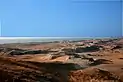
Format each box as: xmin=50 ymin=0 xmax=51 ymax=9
xmin=0 ymin=37 xmax=120 ymax=39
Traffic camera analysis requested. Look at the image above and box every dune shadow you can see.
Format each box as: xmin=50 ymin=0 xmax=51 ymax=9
xmin=89 ymin=59 xmax=113 ymax=66
xmin=22 ymin=61 xmax=84 ymax=82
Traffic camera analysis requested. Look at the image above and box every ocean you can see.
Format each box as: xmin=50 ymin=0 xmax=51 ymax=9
xmin=0 ymin=37 xmax=112 ymax=44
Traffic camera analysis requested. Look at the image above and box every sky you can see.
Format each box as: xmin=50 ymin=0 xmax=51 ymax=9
xmin=122 ymin=0 xmax=123 ymax=36
xmin=0 ymin=0 xmax=122 ymax=37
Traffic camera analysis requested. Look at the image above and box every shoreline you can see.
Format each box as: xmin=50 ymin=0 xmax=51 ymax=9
xmin=0 ymin=37 xmax=120 ymax=44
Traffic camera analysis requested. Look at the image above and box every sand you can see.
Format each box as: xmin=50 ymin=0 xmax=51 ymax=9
xmin=0 ymin=38 xmax=123 ymax=82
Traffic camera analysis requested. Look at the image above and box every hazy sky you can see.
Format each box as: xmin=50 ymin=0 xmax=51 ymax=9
xmin=0 ymin=0 xmax=122 ymax=37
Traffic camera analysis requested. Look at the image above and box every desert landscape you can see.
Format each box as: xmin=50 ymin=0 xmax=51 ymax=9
xmin=0 ymin=38 xmax=123 ymax=82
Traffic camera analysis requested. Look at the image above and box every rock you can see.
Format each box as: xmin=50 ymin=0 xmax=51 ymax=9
xmin=62 ymin=48 xmax=75 ymax=55
xmin=74 ymin=54 xmax=81 ymax=58
xmin=111 ymin=45 xmax=122 ymax=50
xmin=75 ymin=46 xmax=100 ymax=53
xmin=0 ymin=47 xmax=49 ymax=55
xmin=90 ymin=59 xmax=113 ymax=66
xmin=88 ymin=58 xmax=95 ymax=62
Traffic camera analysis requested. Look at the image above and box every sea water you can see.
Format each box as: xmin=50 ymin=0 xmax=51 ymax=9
xmin=0 ymin=37 xmax=112 ymax=44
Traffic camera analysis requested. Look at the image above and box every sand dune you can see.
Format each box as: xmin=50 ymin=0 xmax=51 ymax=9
xmin=0 ymin=38 xmax=123 ymax=82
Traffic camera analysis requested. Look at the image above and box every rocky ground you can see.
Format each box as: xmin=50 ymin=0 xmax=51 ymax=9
xmin=0 ymin=38 xmax=123 ymax=82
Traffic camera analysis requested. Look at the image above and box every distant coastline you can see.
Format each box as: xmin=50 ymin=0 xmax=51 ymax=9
xmin=0 ymin=37 xmax=121 ymax=44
